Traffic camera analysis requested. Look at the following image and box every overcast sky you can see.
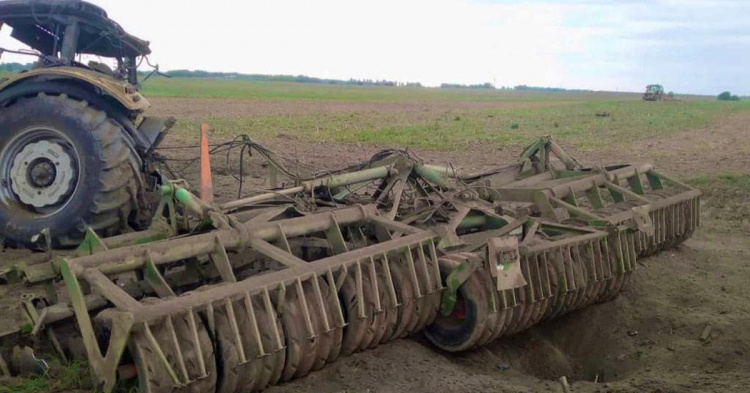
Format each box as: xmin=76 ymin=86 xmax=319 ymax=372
xmin=1 ymin=0 xmax=747 ymax=95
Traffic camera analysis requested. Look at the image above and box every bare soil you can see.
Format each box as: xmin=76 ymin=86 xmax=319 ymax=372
xmin=148 ymin=97 xmax=568 ymax=121
xmin=150 ymin=100 xmax=750 ymax=393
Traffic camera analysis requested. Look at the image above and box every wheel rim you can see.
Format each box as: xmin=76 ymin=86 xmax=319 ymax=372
xmin=0 ymin=126 xmax=80 ymax=216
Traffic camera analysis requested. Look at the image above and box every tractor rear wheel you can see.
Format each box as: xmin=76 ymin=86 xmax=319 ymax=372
xmin=0 ymin=93 xmax=140 ymax=248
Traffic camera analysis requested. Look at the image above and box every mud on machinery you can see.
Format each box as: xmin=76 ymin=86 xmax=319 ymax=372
xmin=0 ymin=1 xmax=701 ymax=392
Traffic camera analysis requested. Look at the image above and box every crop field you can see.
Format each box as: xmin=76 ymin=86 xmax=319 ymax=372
xmin=4 ymin=77 xmax=750 ymax=393
xmin=140 ymin=78 xmax=749 ymax=153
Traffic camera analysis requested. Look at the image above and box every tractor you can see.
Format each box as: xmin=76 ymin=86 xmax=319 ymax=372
xmin=0 ymin=0 xmax=171 ymax=248
xmin=643 ymin=84 xmax=665 ymax=101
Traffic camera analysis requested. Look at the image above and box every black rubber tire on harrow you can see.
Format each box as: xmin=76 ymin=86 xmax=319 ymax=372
xmin=424 ymin=253 xmax=489 ymax=352
xmin=0 ymin=92 xmax=140 ymax=248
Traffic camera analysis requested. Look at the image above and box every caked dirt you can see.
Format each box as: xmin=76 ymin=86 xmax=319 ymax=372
xmin=148 ymin=100 xmax=750 ymax=393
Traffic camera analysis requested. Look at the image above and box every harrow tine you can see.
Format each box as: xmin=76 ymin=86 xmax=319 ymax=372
xmin=416 ymin=245 xmax=434 ymax=294
xmin=205 ymin=302 xmax=216 ymax=337
xmin=263 ymin=286 xmax=285 ymax=351
xmin=488 ymin=279 xmax=498 ymax=313
xmin=541 ymin=252 xmax=552 ymax=298
xmin=521 ymin=255 xmax=536 ymax=303
xmin=143 ymin=322 xmax=183 ymax=386
xmin=327 ymin=268 xmax=347 ymax=328
xmin=680 ymin=200 xmax=686 ymax=234
xmin=380 ymin=254 xmax=400 ymax=308
xmin=533 ymin=254 xmax=545 ymax=299
xmin=614 ymin=231 xmax=626 ymax=275
xmin=186 ymin=309 xmax=208 ymax=378
xmin=586 ymin=242 xmax=599 ymax=283
xmin=405 ymin=246 xmax=423 ymax=298
xmin=499 ymin=288 xmax=509 ymax=310
xmin=355 ymin=260 xmax=367 ymax=319
xmin=276 ymin=283 xmax=287 ymax=316
xmin=696 ymin=196 xmax=701 ymax=227
xmin=335 ymin=265 xmax=349 ymax=291
xmin=295 ymin=277 xmax=316 ymax=339
xmin=566 ymin=247 xmax=578 ymax=290
xmin=165 ymin=315 xmax=190 ymax=384
xmin=660 ymin=209 xmax=667 ymax=243
xmin=428 ymin=239 xmax=444 ymax=290
xmin=635 ymin=229 xmax=643 ymax=255
xmin=557 ymin=248 xmax=570 ymax=292
xmin=368 ymin=257 xmax=383 ymax=313
xmin=572 ymin=245 xmax=585 ymax=284
xmin=225 ymin=298 xmax=248 ymax=364
xmin=311 ymin=275 xmax=333 ymax=333
xmin=244 ymin=292 xmax=267 ymax=357
xmin=601 ymin=237 xmax=613 ymax=279
xmin=628 ymin=232 xmax=637 ymax=270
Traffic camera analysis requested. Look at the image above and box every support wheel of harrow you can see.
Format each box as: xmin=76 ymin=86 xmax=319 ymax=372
xmin=0 ymin=92 xmax=140 ymax=248
xmin=424 ymin=253 xmax=490 ymax=352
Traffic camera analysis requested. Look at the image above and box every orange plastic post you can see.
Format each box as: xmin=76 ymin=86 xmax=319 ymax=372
xmin=200 ymin=123 xmax=214 ymax=203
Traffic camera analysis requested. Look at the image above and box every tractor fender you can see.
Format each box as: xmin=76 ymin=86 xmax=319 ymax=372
xmin=0 ymin=66 xmax=150 ymax=112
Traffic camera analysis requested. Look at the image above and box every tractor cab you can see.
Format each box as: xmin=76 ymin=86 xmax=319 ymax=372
xmin=0 ymin=0 xmax=171 ymax=249
xmin=0 ymin=0 xmax=151 ymax=86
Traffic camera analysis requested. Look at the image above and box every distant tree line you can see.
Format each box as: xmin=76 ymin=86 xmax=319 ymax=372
xmin=717 ymin=91 xmax=740 ymax=101
xmin=513 ymin=85 xmax=593 ymax=93
xmin=0 ymin=62 xmax=32 ymax=72
xmin=440 ymin=82 xmax=494 ymax=89
xmin=154 ymin=70 xmax=425 ymax=87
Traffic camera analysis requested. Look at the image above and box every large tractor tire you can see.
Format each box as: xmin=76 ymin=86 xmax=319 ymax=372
xmin=0 ymin=92 xmax=141 ymax=248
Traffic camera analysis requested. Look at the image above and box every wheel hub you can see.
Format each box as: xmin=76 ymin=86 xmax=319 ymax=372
xmin=9 ymin=140 xmax=76 ymax=208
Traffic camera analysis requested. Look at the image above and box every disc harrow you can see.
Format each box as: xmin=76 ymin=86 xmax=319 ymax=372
xmin=0 ymin=136 xmax=700 ymax=392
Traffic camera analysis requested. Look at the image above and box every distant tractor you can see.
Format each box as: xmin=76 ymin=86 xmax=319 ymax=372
xmin=643 ymin=84 xmax=665 ymax=101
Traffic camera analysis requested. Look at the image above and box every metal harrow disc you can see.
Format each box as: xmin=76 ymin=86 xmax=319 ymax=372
xmin=386 ymin=261 xmax=419 ymax=340
xmin=213 ymin=294 xmax=286 ymax=393
xmin=339 ymin=270 xmax=382 ymax=355
xmin=374 ymin=263 xmax=400 ymax=345
xmin=280 ymin=277 xmax=341 ymax=382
